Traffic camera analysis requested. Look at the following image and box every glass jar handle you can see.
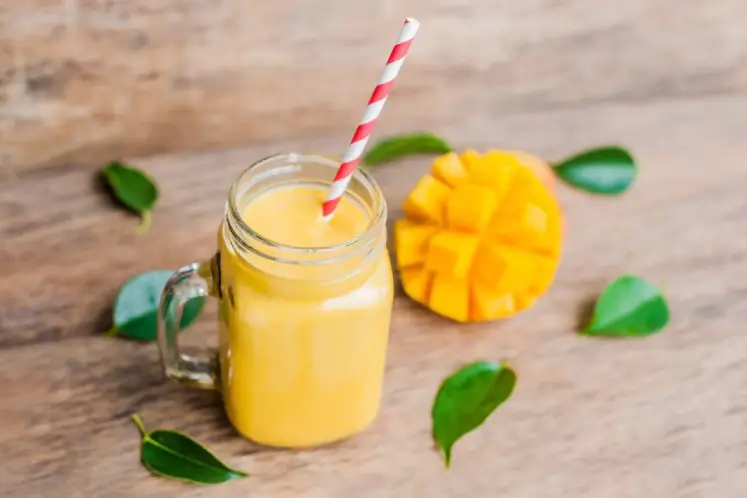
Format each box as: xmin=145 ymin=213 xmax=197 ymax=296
xmin=157 ymin=259 xmax=220 ymax=390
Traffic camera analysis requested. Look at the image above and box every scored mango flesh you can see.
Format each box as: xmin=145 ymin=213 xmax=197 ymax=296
xmin=395 ymin=150 xmax=562 ymax=323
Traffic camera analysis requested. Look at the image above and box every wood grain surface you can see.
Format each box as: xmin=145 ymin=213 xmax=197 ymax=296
xmin=1 ymin=94 xmax=746 ymax=497
xmin=2 ymin=0 xmax=747 ymax=175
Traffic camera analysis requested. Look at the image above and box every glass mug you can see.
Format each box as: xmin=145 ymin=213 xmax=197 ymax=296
xmin=157 ymin=153 xmax=394 ymax=448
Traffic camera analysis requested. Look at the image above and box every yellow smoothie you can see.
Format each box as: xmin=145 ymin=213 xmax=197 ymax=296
xmin=217 ymin=183 xmax=393 ymax=447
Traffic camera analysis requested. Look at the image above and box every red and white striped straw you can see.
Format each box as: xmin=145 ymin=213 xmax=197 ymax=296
xmin=322 ymin=17 xmax=420 ymax=218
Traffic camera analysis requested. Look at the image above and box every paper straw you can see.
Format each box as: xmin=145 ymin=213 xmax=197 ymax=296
xmin=322 ymin=17 xmax=420 ymax=218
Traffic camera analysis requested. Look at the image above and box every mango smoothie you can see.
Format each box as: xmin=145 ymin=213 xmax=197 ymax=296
xmin=216 ymin=183 xmax=394 ymax=447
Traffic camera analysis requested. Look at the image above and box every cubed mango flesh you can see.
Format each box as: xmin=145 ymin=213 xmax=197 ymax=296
xmin=424 ymin=232 xmax=481 ymax=279
xmin=471 ymin=244 xmax=536 ymax=294
xmin=470 ymin=282 xmax=516 ymax=321
xmin=458 ymin=149 xmax=483 ymax=172
xmin=399 ymin=267 xmax=432 ymax=305
xmin=429 ymin=276 xmax=470 ymax=322
xmin=394 ymin=219 xmax=438 ymax=268
xmin=489 ymin=187 xmax=562 ymax=257
xmin=498 ymin=149 xmax=556 ymax=191
xmin=514 ymin=294 xmax=536 ymax=312
xmin=469 ymin=151 xmax=519 ymax=201
xmin=431 ymin=152 xmax=468 ymax=188
xmin=447 ymin=183 xmax=498 ymax=233
xmin=529 ymin=256 xmax=557 ymax=294
xmin=489 ymin=200 xmax=547 ymax=239
xmin=396 ymin=149 xmax=563 ymax=322
xmin=402 ymin=174 xmax=451 ymax=224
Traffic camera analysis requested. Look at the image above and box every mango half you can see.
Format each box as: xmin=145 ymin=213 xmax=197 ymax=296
xmin=395 ymin=150 xmax=562 ymax=322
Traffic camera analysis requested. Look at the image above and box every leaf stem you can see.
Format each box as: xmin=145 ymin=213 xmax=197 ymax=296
xmin=103 ymin=327 xmax=118 ymax=337
xmin=136 ymin=211 xmax=152 ymax=234
xmin=132 ymin=413 xmax=148 ymax=436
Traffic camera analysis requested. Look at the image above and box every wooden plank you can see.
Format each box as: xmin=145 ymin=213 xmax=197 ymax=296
xmin=0 ymin=95 xmax=746 ymax=496
xmin=2 ymin=0 xmax=747 ymax=174
xmin=2 ymin=307 xmax=746 ymax=498
xmin=2 ymin=94 xmax=746 ymax=348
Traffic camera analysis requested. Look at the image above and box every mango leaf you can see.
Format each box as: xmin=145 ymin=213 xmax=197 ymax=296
xmin=108 ymin=270 xmax=204 ymax=341
xmin=363 ymin=132 xmax=452 ymax=166
xmin=552 ymin=146 xmax=636 ymax=195
xmin=432 ymin=361 xmax=517 ymax=468
xmin=132 ymin=414 xmax=247 ymax=485
xmin=581 ymin=275 xmax=669 ymax=337
xmin=102 ymin=162 xmax=159 ymax=232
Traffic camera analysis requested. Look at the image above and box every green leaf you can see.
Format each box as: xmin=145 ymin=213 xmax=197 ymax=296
xmin=363 ymin=132 xmax=452 ymax=166
xmin=552 ymin=146 xmax=637 ymax=195
xmin=581 ymin=275 xmax=670 ymax=337
xmin=432 ymin=361 xmax=517 ymax=468
xmin=132 ymin=414 xmax=247 ymax=485
xmin=110 ymin=270 xmax=204 ymax=341
xmin=102 ymin=162 xmax=159 ymax=231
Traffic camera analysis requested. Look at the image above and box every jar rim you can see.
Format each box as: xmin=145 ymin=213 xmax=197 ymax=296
xmin=225 ymin=152 xmax=387 ymax=265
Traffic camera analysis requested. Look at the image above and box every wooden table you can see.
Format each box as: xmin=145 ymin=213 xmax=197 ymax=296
xmin=1 ymin=95 xmax=746 ymax=497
